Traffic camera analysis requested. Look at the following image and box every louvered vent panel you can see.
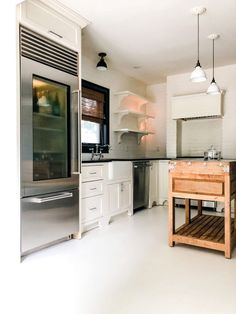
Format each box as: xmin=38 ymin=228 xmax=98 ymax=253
xmin=20 ymin=26 xmax=78 ymax=76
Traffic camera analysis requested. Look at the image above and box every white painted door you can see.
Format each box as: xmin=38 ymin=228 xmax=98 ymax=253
xmin=108 ymin=183 xmax=120 ymax=213
xmin=119 ymin=181 xmax=131 ymax=210
xmin=158 ymin=160 xmax=169 ymax=205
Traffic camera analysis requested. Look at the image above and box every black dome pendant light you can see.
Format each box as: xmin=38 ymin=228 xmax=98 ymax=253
xmin=96 ymin=52 xmax=107 ymax=71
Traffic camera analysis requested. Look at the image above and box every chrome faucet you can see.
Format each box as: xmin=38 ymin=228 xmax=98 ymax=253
xmin=90 ymin=144 xmax=111 ymax=160
xmin=98 ymin=146 xmax=104 ymax=160
xmin=89 ymin=147 xmax=95 ymax=160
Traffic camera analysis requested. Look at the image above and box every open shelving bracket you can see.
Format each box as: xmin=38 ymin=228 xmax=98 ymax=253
xmin=114 ymin=129 xmax=154 ymax=145
xmin=114 ymin=110 xmax=154 ymax=126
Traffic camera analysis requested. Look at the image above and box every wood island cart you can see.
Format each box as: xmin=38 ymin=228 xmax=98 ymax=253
xmin=168 ymin=159 xmax=236 ymax=258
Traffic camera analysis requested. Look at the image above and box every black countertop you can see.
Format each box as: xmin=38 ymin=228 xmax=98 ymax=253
xmin=82 ymin=156 xmax=236 ymax=163
xmin=82 ymin=157 xmax=171 ymax=163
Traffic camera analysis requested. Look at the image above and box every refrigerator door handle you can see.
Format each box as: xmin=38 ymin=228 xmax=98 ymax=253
xmin=25 ymin=192 xmax=73 ymax=203
xmin=71 ymin=89 xmax=81 ymax=175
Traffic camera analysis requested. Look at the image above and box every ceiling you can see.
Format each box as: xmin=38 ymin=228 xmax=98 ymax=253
xmin=60 ymin=0 xmax=236 ymax=84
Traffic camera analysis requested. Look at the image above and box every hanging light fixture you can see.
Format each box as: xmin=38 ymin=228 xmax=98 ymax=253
xmin=207 ymin=34 xmax=221 ymax=95
xmin=96 ymin=52 xmax=107 ymax=71
xmin=190 ymin=6 xmax=207 ymax=82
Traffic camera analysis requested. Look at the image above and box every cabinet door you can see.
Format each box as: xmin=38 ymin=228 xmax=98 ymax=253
xmin=149 ymin=161 xmax=158 ymax=207
xmin=108 ymin=183 xmax=120 ymax=213
xmin=119 ymin=181 xmax=132 ymax=210
xmin=158 ymin=160 xmax=169 ymax=205
xmin=20 ymin=0 xmax=80 ymax=49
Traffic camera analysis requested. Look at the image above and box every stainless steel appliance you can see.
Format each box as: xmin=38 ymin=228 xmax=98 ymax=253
xmin=133 ymin=161 xmax=152 ymax=212
xmin=20 ymin=26 xmax=80 ymax=256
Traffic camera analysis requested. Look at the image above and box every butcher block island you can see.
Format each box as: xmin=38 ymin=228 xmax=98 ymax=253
xmin=168 ymin=159 xmax=236 ymax=258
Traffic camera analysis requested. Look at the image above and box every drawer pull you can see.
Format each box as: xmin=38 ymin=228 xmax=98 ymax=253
xmin=89 ymin=172 xmax=97 ymax=175
xmin=90 ymin=188 xmax=97 ymax=190
xmin=89 ymin=207 xmax=97 ymax=211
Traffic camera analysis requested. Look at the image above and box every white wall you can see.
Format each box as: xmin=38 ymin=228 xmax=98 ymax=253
xmin=81 ymin=53 xmax=148 ymax=159
xmin=166 ymin=64 xmax=236 ymax=158
xmin=146 ymin=83 xmax=167 ymax=157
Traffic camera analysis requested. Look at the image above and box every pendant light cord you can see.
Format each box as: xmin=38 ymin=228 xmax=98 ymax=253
xmin=212 ymin=39 xmax=215 ymax=80
xmin=197 ymin=14 xmax=199 ymax=62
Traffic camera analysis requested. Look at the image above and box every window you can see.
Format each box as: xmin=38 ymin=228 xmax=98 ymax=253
xmin=81 ymin=80 xmax=110 ymax=153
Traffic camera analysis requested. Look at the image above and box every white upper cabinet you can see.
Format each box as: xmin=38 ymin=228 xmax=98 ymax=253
xmin=18 ymin=0 xmax=89 ymax=50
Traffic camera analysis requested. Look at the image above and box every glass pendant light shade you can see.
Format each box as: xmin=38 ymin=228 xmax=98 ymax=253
xmin=190 ymin=61 xmax=207 ymax=82
xmin=190 ymin=7 xmax=207 ymax=82
xmin=96 ymin=52 xmax=107 ymax=71
xmin=207 ymin=34 xmax=220 ymax=95
xmin=207 ymin=78 xmax=220 ymax=95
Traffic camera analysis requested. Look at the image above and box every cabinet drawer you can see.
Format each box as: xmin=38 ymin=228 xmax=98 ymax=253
xmin=20 ymin=0 xmax=79 ymax=48
xmin=173 ymin=178 xmax=224 ymax=196
xmin=82 ymin=165 xmax=103 ymax=182
xmin=81 ymin=195 xmax=103 ymax=222
xmin=82 ymin=181 xmax=103 ymax=198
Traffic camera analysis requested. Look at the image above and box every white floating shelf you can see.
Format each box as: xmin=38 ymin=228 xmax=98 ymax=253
xmin=114 ymin=91 xmax=150 ymax=107
xmin=114 ymin=128 xmax=154 ymax=144
xmin=114 ymin=109 xmax=154 ymax=124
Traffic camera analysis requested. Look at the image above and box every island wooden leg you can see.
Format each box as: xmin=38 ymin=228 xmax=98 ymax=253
xmin=168 ymin=196 xmax=175 ymax=247
xmin=224 ymin=176 xmax=231 ymax=259
xmin=197 ymin=200 xmax=202 ymax=216
xmin=185 ymin=199 xmax=190 ymax=224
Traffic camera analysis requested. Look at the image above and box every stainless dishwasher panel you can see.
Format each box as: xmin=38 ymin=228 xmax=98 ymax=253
xmin=21 ymin=189 xmax=79 ymax=255
xmin=133 ymin=161 xmax=151 ymax=211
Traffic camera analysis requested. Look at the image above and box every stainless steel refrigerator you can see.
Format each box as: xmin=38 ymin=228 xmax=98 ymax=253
xmin=20 ymin=26 xmax=80 ymax=256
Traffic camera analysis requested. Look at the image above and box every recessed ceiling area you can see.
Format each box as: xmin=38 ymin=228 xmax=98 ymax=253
xmin=59 ymin=0 xmax=236 ymax=84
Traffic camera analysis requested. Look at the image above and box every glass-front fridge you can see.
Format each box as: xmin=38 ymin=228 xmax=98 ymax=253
xmin=20 ymin=26 xmax=80 ymax=256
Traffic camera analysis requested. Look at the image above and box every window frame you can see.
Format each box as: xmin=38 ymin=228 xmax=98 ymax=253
xmin=81 ymin=79 xmax=110 ymax=153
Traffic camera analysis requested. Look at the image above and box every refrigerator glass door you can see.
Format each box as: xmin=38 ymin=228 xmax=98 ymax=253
xmin=33 ymin=75 xmax=69 ymax=181
xmin=21 ymin=57 xmax=79 ymax=197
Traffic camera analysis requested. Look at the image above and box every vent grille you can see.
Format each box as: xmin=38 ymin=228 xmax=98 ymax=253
xmin=20 ymin=26 xmax=78 ymax=76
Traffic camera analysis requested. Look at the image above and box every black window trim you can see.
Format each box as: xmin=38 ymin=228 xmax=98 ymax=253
xmin=81 ymin=79 xmax=110 ymax=153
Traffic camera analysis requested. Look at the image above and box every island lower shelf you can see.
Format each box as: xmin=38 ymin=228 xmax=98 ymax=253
xmin=174 ymin=214 xmax=235 ymax=251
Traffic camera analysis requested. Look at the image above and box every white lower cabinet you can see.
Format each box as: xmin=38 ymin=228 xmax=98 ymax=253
xmin=81 ymin=195 xmax=103 ymax=223
xmin=81 ymin=163 xmax=108 ymax=232
xmin=158 ymin=160 xmax=170 ymax=205
xmin=147 ymin=160 xmax=170 ymax=207
xmin=107 ymin=161 xmax=133 ymax=217
xmin=149 ymin=161 xmax=158 ymax=208
xmin=108 ymin=181 xmax=132 ymax=215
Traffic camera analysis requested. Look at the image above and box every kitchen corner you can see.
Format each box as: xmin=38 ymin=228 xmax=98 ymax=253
xmin=8 ymin=1 xmax=236 ymax=314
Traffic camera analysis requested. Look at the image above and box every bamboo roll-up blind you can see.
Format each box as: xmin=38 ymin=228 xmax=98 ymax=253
xmin=82 ymin=87 xmax=104 ymax=122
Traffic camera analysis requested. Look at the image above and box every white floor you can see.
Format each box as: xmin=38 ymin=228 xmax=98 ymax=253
xmin=16 ymin=206 xmax=236 ymax=314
